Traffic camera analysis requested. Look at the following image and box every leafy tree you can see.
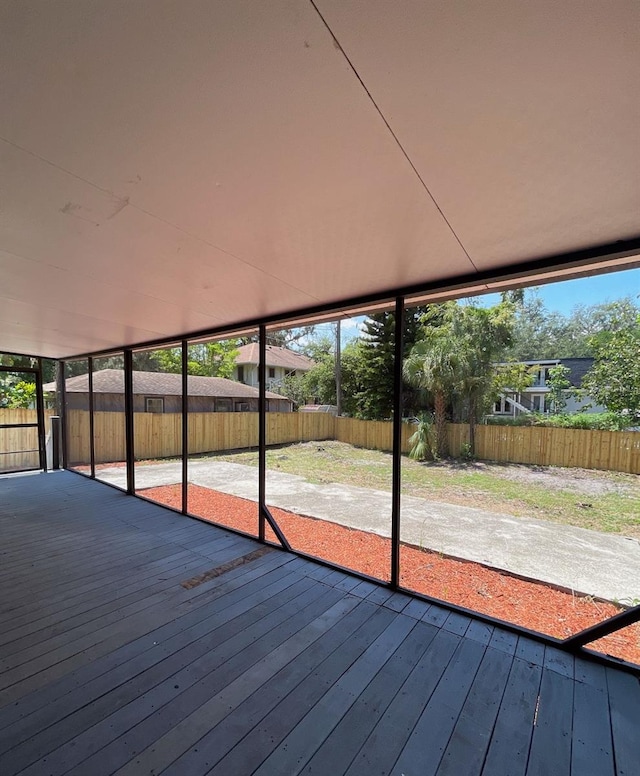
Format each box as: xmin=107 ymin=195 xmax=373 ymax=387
xmin=239 ymin=327 xmax=317 ymax=350
xmin=546 ymin=364 xmax=572 ymax=414
xmin=450 ymin=302 xmax=517 ymax=452
xmin=0 ymin=380 xmax=36 ymax=408
xmin=506 ymin=290 xmax=640 ymax=360
xmin=404 ymin=300 xmax=518 ymax=456
xmin=345 ymin=307 xmax=431 ymax=421
xmin=150 ymin=341 xmax=239 ymax=378
xmin=492 ymin=362 xmax=536 ymax=408
xmin=582 ymin=316 xmax=640 ymax=426
xmin=403 ymin=317 xmax=462 ymax=458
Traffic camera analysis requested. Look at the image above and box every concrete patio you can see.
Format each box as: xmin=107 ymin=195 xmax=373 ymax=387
xmin=93 ymin=459 xmax=640 ymax=603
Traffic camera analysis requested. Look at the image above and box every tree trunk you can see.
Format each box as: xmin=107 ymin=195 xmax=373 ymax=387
xmin=434 ymin=391 xmax=447 ymax=458
xmin=468 ymin=394 xmax=476 ymax=456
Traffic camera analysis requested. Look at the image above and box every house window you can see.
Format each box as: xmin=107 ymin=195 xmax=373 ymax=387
xmin=216 ymin=399 xmax=232 ymax=412
xmin=268 ymin=367 xmax=276 ymax=378
xmin=531 ymin=394 xmax=548 ymax=413
xmin=237 ymin=365 xmax=245 ymax=383
xmin=533 ymin=366 xmax=551 ymax=387
xmin=145 ymin=397 xmax=164 ymax=413
xmin=493 ymin=396 xmax=510 ymax=414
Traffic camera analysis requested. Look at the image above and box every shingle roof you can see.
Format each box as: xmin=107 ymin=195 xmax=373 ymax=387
xmin=43 ymin=369 xmax=286 ymax=400
xmin=559 ymin=358 xmax=595 ymax=388
xmin=234 ymin=344 xmax=315 ymax=371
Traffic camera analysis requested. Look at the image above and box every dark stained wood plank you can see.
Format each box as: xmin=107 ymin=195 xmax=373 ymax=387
xmin=574 ymin=656 xmax=607 ymax=690
xmin=2 ymin=577 xmax=335 ymax=775
xmin=392 ymin=636 xmax=487 ymax=775
xmin=606 ymin=667 xmax=640 ymax=776
xmin=489 ymin=627 xmax=519 ymax=655
xmin=436 ymin=646 xmax=514 ymax=776
xmin=543 ymin=645 xmax=575 ymax=679
xmin=0 ymin=553 xmax=215 ymax=659
xmin=421 ymin=603 xmax=451 ymax=627
xmin=300 ymin=621 xmax=439 ymax=776
xmin=344 ymin=629 xmax=461 ymax=775
xmin=365 ymin=585 xmax=395 ymax=606
xmin=525 ymin=668 xmax=574 ymax=776
xmin=349 ymin=579 xmax=380 ymax=599
xmin=401 ymin=597 xmax=432 ymax=620
xmin=69 ymin=592 xmax=360 ymax=776
xmin=250 ymin=612 xmax=418 ymax=776
xmin=1 ymin=575 xmax=312 ymax=758
xmin=382 ymin=591 xmax=413 ymax=612
xmin=515 ymin=635 xmax=546 ymax=666
xmin=442 ymin=611 xmax=472 ymax=636
xmin=0 ymin=559 xmax=305 ymax=706
xmin=164 ymin=602 xmax=396 ymax=776
xmin=0 ymin=552 xmax=299 ymax=740
xmin=482 ymin=657 xmax=543 ymax=776
xmin=465 ymin=620 xmax=494 ymax=646
xmin=0 ymin=549 xmax=200 ymax=646
xmin=571 ymin=677 xmax=614 ymax=776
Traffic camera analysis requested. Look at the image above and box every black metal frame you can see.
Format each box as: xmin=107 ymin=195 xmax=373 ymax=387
xmin=88 ymin=356 xmax=95 ymax=478
xmin=391 ymin=297 xmax=404 ymax=587
xmin=0 ymin=362 xmax=46 ymax=473
xmin=30 ymin=244 xmax=639 ymax=672
xmin=124 ymin=349 xmax=135 ymax=495
xmin=181 ymin=340 xmax=188 ymax=515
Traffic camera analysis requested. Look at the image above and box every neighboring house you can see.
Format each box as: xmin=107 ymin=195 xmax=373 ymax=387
xmin=233 ymin=344 xmax=315 ymax=391
xmin=44 ymin=369 xmax=293 ymax=413
xmin=491 ymin=358 xmax=604 ymax=417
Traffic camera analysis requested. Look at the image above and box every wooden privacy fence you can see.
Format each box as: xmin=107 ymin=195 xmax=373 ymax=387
xmin=447 ymin=424 xmax=640 ymax=475
xmin=65 ymin=410 xmax=335 ymax=464
xmin=5 ymin=407 xmax=635 ymax=475
xmin=0 ymin=409 xmax=54 ymax=472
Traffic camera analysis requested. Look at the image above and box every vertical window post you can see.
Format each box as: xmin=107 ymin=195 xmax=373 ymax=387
xmin=58 ymin=360 xmax=68 ymax=470
xmin=35 ymin=357 xmax=47 ymax=473
xmin=88 ymin=356 xmax=95 ymax=478
xmin=258 ymin=324 xmax=266 ymax=542
xmin=391 ymin=296 xmax=405 ymax=587
xmin=124 ymin=349 xmax=135 ymax=495
xmin=182 ymin=340 xmax=188 ymax=515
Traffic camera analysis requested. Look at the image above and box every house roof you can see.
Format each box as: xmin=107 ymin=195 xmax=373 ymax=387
xmin=43 ymin=369 xmax=287 ymax=401
xmin=559 ymin=358 xmax=595 ymax=388
xmin=235 ymin=344 xmax=315 ymax=372
xmin=1 ymin=3 xmax=638 ymax=359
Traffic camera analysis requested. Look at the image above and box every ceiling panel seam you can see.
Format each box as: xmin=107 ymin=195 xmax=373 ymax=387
xmin=309 ymin=0 xmax=478 ymax=273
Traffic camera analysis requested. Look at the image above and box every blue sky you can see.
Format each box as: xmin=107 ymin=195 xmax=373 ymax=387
xmin=306 ymin=267 xmax=640 ymax=347
xmin=476 ymin=267 xmax=640 ymax=315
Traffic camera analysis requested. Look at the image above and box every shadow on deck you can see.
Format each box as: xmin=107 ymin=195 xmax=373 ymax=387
xmin=0 ymin=471 xmax=637 ymax=775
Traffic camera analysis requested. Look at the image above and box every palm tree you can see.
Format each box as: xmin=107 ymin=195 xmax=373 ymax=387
xmin=403 ymin=330 xmax=462 ymax=458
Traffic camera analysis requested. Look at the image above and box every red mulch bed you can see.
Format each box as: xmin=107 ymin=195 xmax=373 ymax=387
xmin=142 ymin=483 xmax=640 ymax=665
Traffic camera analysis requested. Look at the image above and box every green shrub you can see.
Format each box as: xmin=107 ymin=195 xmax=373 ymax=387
xmin=485 ymin=412 xmax=628 ymax=431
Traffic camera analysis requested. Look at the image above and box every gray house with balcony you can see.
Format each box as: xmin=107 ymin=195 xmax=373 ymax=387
xmin=491 ymin=358 xmax=603 ymax=416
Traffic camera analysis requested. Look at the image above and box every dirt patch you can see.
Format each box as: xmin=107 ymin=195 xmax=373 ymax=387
xmin=468 ymin=461 xmax=637 ymax=496
xmin=142 ymin=483 xmax=640 ymax=666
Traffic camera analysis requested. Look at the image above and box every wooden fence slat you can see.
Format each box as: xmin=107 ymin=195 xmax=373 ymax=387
xmin=3 ymin=408 xmax=637 ymax=475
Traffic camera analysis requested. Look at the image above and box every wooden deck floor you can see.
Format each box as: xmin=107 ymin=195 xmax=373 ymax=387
xmin=0 ymin=472 xmax=638 ymax=776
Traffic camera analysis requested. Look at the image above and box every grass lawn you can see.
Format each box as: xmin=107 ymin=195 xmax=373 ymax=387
xmin=212 ymin=440 xmax=640 ymax=537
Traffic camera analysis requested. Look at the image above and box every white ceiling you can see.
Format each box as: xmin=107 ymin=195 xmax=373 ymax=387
xmin=1 ymin=1 xmax=638 ymax=358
